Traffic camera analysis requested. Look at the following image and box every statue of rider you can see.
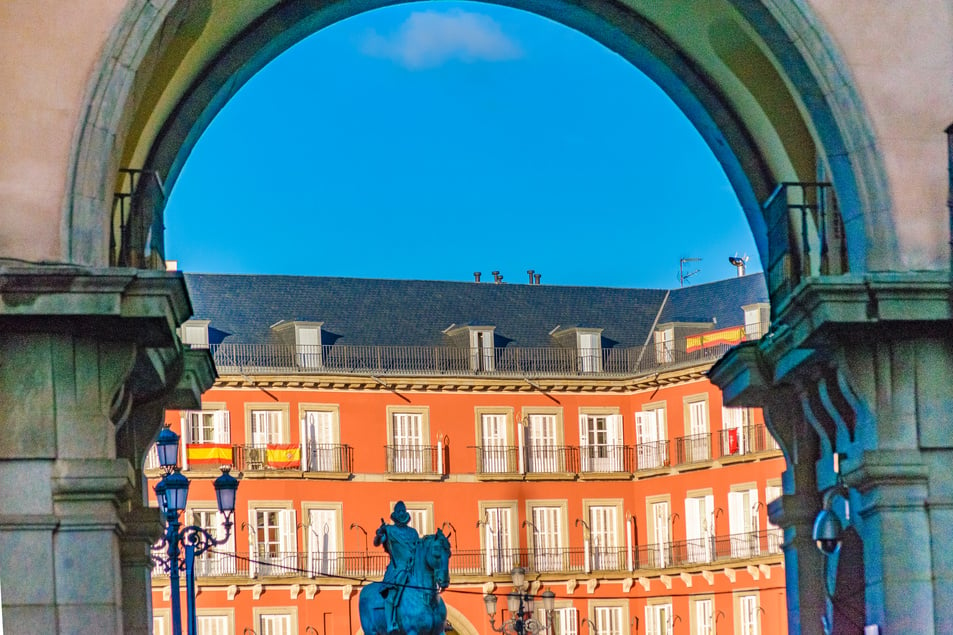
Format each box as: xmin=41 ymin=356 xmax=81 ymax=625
xmin=374 ymin=501 xmax=420 ymax=635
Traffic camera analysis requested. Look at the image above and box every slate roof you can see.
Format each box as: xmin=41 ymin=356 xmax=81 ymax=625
xmin=183 ymin=273 xmax=767 ymax=348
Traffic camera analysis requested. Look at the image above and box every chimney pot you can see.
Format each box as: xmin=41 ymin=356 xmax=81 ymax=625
xmin=474 ymin=272 xmax=481 ymax=283
xmin=535 ymin=273 xmax=541 ymax=285
xmin=527 ymin=269 xmax=535 ymax=284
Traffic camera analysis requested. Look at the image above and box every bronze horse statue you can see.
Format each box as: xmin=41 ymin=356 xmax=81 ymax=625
xmin=359 ymin=529 xmax=451 ymax=635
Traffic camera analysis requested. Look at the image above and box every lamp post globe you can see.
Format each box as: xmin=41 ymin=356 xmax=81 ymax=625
xmin=155 ymin=425 xmax=180 ymax=468
xmin=213 ymin=466 xmax=239 ymax=515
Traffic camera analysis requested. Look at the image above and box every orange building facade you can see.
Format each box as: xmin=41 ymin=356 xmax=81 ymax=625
xmin=148 ymin=273 xmax=786 ymax=635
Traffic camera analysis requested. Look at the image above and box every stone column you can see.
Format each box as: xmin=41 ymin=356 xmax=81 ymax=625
xmin=0 ymin=266 xmax=212 ymax=634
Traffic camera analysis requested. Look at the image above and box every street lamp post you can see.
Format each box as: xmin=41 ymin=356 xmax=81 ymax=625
xmin=152 ymin=424 xmax=239 ymax=635
xmin=484 ymin=567 xmax=555 ymax=634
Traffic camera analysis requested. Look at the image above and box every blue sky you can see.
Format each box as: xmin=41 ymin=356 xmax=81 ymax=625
xmin=165 ymin=1 xmax=761 ymax=289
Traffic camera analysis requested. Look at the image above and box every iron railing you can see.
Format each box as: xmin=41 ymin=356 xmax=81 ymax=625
xmin=303 ymin=442 xmax=353 ymax=473
xmin=634 ymin=440 xmax=670 ymax=471
xmin=718 ymin=425 xmax=780 ymax=457
xmin=471 ymin=446 xmax=521 ymax=474
xmin=525 ymin=445 xmax=578 ymax=474
xmin=385 ymin=444 xmax=440 ymax=475
xmin=579 ymin=444 xmax=630 ymax=473
xmin=674 ymin=433 xmax=712 ymax=465
xmin=111 ymin=168 xmax=166 ymax=269
xmin=153 ymin=530 xmax=782 ymax=579
xmin=204 ymin=322 xmax=769 ymax=378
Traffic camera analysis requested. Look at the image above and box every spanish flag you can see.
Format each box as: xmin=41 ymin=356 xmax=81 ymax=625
xmin=685 ymin=327 xmax=746 ymax=353
xmin=186 ymin=444 xmax=234 ymax=466
xmin=266 ymin=444 xmax=301 ymax=469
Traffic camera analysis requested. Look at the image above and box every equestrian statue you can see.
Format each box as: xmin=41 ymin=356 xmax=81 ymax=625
xmin=359 ymin=501 xmax=451 ymax=635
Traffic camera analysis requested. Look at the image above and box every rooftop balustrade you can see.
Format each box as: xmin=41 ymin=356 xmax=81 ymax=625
xmin=203 ymin=322 xmax=768 ymax=378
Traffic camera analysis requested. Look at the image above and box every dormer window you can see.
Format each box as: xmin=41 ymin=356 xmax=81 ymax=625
xmin=469 ymin=328 xmax=495 ymax=372
xmin=180 ymin=319 xmax=210 ymax=349
xmin=576 ymin=330 xmax=603 ymax=373
xmin=272 ymin=321 xmax=323 ymax=369
xmin=743 ymin=303 xmax=770 ymax=339
xmin=654 ymin=327 xmax=674 ymax=363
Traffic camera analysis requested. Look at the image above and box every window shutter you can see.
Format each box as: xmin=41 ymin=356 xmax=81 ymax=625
xmin=607 ymin=414 xmax=622 ymax=444
xmin=280 ymin=510 xmax=297 ymax=554
xmin=685 ymin=497 xmax=700 ymax=541
xmin=728 ymin=491 xmax=743 ymax=536
xmin=578 ymin=414 xmax=589 ymax=448
xmin=635 ymin=412 xmax=647 ymax=444
xmin=247 ymin=509 xmax=258 ymax=578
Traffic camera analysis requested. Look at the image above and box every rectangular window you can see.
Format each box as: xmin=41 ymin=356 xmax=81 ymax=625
xmin=391 ymin=412 xmax=426 ymax=473
xmin=308 ymin=507 xmax=340 ymax=576
xmin=153 ymin=615 xmax=169 ymax=635
xmin=729 ymin=486 xmax=760 ymax=558
xmin=181 ymin=320 xmax=210 ymax=348
xmin=635 ymin=408 xmax=667 ymax=470
xmin=645 ymin=603 xmax=673 ymax=635
xmin=654 ymin=328 xmax=674 ymax=363
xmin=684 ymin=400 xmax=710 ymax=463
xmin=722 ymin=406 xmax=749 ymax=455
xmin=766 ymin=483 xmax=783 ymax=553
xmin=588 ymin=505 xmax=620 ymax=571
xmin=186 ymin=411 xmax=230 ymax=444
xmin=296 ymin=325 xmax=322 ymax=369
xmin=691 ymin=598 xmax=713 ymax=635
xmin=526 ymin=413 xmax=560 ymax=473
xmin=579 ymin=414 xmax=623 ymax=472
xmin=259 ymin=613 xmax=293 ymax=635
xmin=594 ymin=606 xmax=624 ymax=635
xmin=190 ymin=508 xmax=236 ymax=576
xmin=303 ymin=410 xmax=341 ymax=472
xmin=251 ymin=410 xmax=284 ymax=444
xmin=251 ymin=508 xmax=297 ymax=577
xmin=649 ymin=500 xmax=670 ymax=568
xmin=470 ymin=329 xmax=495 ymax=372
xmin=483 ymin=505 xmax=515 ymax=575
xmin=196 ymin=615 xmax=230 ymax=635
xmin=531 ymin=505 xmax=563 ymax=572
xmin=577 ymin=331 xmax=602 ymax=372
xmin=684 ymin=494 xmax=714 ymax=563
xmin=539 ymin=607 xmax=578 ymax=635
xmin=480 ymin=413 xmax=510 ymax=473
xmin=739 ymin=595 xmax=760 ymax=635
xmin=406 ymin=504 xmax=432 ymax=535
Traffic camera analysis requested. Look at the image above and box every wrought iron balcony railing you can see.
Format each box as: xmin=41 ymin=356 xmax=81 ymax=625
xmin=204 ymin=322 xmax=769 ymax=378
xmin=718 ymin=424 xmax=781 ymax=458
xmin=579 ymin=443 xmax=629 ymax=473
xmin=152 ymin=529 xmax=783 ymax=580
xmin=385 ymin=444 xmax=443 ymax=476
xmin=674 ymin=433 xmax=712 ymax=465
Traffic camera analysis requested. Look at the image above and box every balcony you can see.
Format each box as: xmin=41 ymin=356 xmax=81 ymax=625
xmin=579 ymin=444 xmax=629 ymax=474
xmin=633 ymin=440 xmax=670 ymax=471
xmin=718 ymin=424 xmax=781 ymax=458
xmin=205 ymin=322 xmax=768 ymax=378
xmin=385 ymin=444 xmax=443 ymax=477
xmin=674 ymin=433 xmax=712 ymax=465
xmin=153 ymin=529 xmax=782 ymax=580
xmin=525 ymin=445 xmax=578 ymax=475
xmin=471 ymin=445 xmax=520 ymax=475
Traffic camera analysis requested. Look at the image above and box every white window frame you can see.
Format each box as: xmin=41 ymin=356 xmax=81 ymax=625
xmin=253 ymin=608 xmax=298 ymax=635
xmin=180 ymin=319 xmax=210 ymax=349
xmin=654 ymin=327 xmax=674 ymax=363
xmin=476 ymin=408 xmax=513 ymax=474
xmin=523 ymin=410 xmax=564 ymax=473
xmin=635 ymin=405 xmax=667 ymax=470
xmin=722 ymin=406 xmax=750 ymax=456
xmin=738 ymin=594 xmax=761 ymax=635
xmin=305 ymin=503 xmax=342 ymax=577
xmin=583 ymin=499 xmax=623 ymax=571
xmin=194 ymin=611 xmax=233 ymax=635
xmin=248 ymin=503 xmax=297 ymax=578
xmin=480 ymin=501 xmax=518 ymax=575
xmin=578 ymin=411 xmax=623 ymax=473
xmin=526 ymin=501 xmax=567 ymax=573
xmin=183 ymin=409 xmax=231 ymax=445
xmin=766 ymin=481 xmax=783 ymax=553
xmin=469 ymin=327 xmax=496 ymax=372
xmin=577 ymin=330 xmax=603 ymax=373
xmin=647 ymin=497 xmax=671 ymax=568
xmin=591 ymin=603 xmax=626 ymax=635
xmin=188 ymin=506 xmax=236 ymax=576
xmin=300 ymin=405 xmax=341 ymax=472
xmin=645 ymin=601 xmax=673 ymax=635
xmin=690 ymin=596 xmax=714 ymax=635
xmin=729 ymin=484 xmax=761 ymax=558
xmin=387 ymin=407 xmax=430 ymax=473
xmin=541 ymin=605 xmax=578 ymax=635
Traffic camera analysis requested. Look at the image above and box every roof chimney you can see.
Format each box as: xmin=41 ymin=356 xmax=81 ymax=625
xmin=527 ymin=269 xmax=535 ymax=284
xmin=728 ymin=256 xmax=747 ymax=277
xmin=534 ymin=273 xmax=541 ymax=285
xmin=473 ymin=272 xmax=481 ymax=283
xmin=492 ymin=271 xmax=501 ymax=283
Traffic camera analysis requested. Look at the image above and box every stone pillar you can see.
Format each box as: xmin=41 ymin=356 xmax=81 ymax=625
xmin=713 ymin=274 xmax=953 ymax=635
xmin=0 ymin=266 xmax=213 ymax=634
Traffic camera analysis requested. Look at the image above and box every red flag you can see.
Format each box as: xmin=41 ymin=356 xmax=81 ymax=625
xmin=727 ymin=428 xmax=739 ymax=455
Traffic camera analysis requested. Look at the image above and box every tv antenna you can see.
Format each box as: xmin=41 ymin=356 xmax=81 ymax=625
xmin=678 ymin=258 xmax=702 ymax=287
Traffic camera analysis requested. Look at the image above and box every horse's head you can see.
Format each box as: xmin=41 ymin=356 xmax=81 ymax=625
xmin=424 ymin=529 xmax=451 ymax=591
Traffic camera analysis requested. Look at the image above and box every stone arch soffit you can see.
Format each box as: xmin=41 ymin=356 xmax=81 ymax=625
xmin=69 ymin=0 xmax=886 ymax=272
xmin=443 ymin=602 xmax=480 ymax=635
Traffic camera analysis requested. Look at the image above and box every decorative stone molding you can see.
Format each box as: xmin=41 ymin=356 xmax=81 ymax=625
xmin=482 ymin=581 xmax=495 ymax=594
xmin=680 ymin=572 xmax=692 ymax=588
xmin=226 ymin=585 xmax=238 ymax=600
xmin=759 ymin=564 xmax=771 ymax=579
xmin=586 ymin=578 xmax=598 ymax=594
xmin=290 ymin=583 xmax=300 ymax=599
xmin=702 ymin=570 xmax=714 ymax=585
xmin=723 ymin=568 xmax=736 ymax=583
xmin=252 ymin=584 xmax=263 ymax=600
xmin=305 ymin=584 xmax=318 ymax=599
xmin=621 ymin=578 xmax=633 ymax=593
xmin=638 ymin=577 xmax=650 ymax=592
xmin=747 ymin=565 xmax=759 ymax=580
xmin=659 ymin=575 xmax=672 ymax=589
xmin=565 ymin=579 xmax=577 ymax=594
xmin=342 ymin=584 xmax=354 ymax=599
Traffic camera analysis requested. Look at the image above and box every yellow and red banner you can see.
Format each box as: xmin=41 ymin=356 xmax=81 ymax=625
xmin=186 ymin=444 xmax=233 ymax=466
xmin=266 ymin=444 xmax=301 ymax=469
xmin=685 ymin=326 xmax=746 ymax=353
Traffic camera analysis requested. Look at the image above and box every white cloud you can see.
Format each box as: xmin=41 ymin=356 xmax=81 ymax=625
xmin=360 ymin=10 xmax=523 ymax=69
